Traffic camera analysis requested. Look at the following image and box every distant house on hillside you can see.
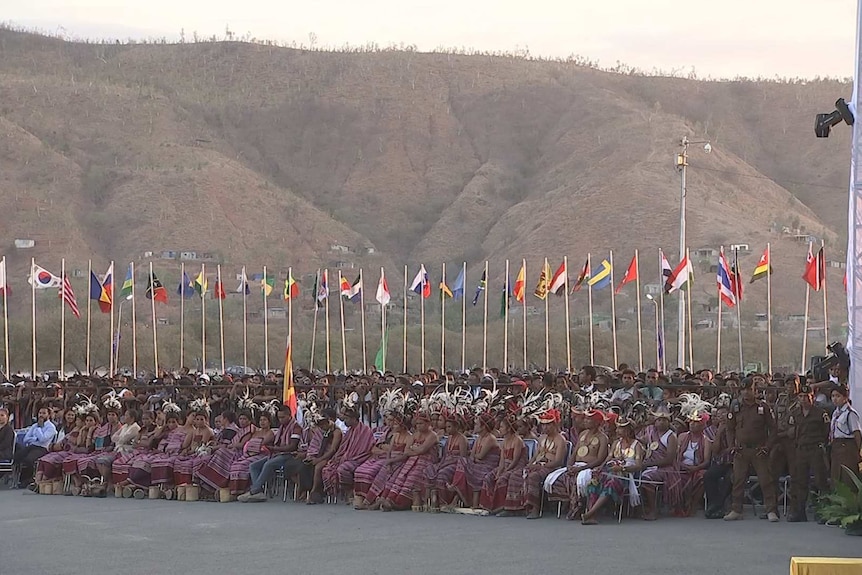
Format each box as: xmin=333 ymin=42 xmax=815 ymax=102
xmin=793 ymin=234 xmax=820 ymax=245
xmin=644 ymin=283 xmax=662 ymax=296
xmin=14 ymin=239 xmax=34 ymax=249
xmin=827 ymin=260 xmax=846 ymax=269
xmin=142 ymin=251 xmax=154 ymax=259
xmin=693 ymin=248 xmax=718 ymax=259
xmin=729 ymin=244 xmax=750 ymax=253
xmin=161 ymin=250 xmax=177 ymax=259
xmin=330 ymin=244 xmax=352 ymax=254
xmin=180 ymin=251 xmax=198 ymax=261
xmin=332 ymin=261 xmax=355 ymax=269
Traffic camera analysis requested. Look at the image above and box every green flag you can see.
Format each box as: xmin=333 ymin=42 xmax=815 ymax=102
xmin=374 ymin=331 xmax=387 ymax=372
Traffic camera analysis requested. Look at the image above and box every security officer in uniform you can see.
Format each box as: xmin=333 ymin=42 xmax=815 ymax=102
xmin=724 ymin=377 xmax=780 ymax=522
xmin=786 ymin=383 xmax=830 ymax=522
xmin=770 ymin=376 xmax=798 ymax=481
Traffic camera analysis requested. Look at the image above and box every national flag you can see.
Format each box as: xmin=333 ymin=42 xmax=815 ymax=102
xmin=409 ymin=265 xmax=431 ymax=299
xmin=346 ymin=274 xmax=362 ymax=303
xmin=213 ymin=280 xmax=227 ymax=300
xmin=0 ymin=259 xmax=9 ymax=296
xmin=87 ymin=264 xmax=113 ymax=313
xmin=30 ymin=264 xmax=62 ymax=289
xmin=665 ymin=256 xmax=693 ymax=294
xmin=657 ymin=325 xmax=665 ymax=372
xmin=236 ymin=269 xmax=251 ymax=295
xmin=177 ymin=272 xmax=195 ymax=299
xmin=717 ymin=249 xmax=736 ymax=307
xmin=730 ymin=249 xmax=744 ymax=302
xmin=376 ymin=269 xmax=391 ymax=306
xmin=339 ymin=274 xmax=351 ymax=296
xmin=533 ymin=261 xmax=552 ymax=299
xmin=119 ymin=265 xmax=134 ymax=300
xmin=440 ymin=280 xmax=453 ymax=299
xmin=513 ymin=262 xmax=526 ymax=303
xmin=571 ymin=258 xmax=589 ymax=293
xmin=549 ymin=260 xmax=567 ymax=296
xmin=844 ymin=271 xmax=848 ymax=294
xmin=451 ymin=266 xmax=466 ymax=300
xmin=59 ymin=275 xmax=81 ymax=319
xmin=750 ymin=247 xmax=772 ymax=283
xmin=260 ymin=274 xmax=275 ymax=297
xmin=283 ymin=272 xmax=300 ymax=301
xmin=803 ymin=246 xmax=825 ymax=291
xmin=615 ymin=254 xmax=638 ymax=294
xmin=472 ymin=268 xmax=487 ymax=306
xmin=587 ymin=259 xmax=612 ymax=290
xmin=146 ymin=272 xmax=169 ymax=303
xmin=317 ymin=270 xmax=329 ymax=302
xmin=194 ymin=268 xmax=208 ymax=297
xmin=283 ymin=338 xmax=297 ymax=415
xmin=500 ymin=278 xmax=512 ymax=318
xmin=660 ymin=251 xmax=673 ymax=284
xmin=374 ymin=330 xmax=388 ymax=371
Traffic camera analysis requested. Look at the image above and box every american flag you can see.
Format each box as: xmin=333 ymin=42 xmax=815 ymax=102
xmin=58 ymin=275 xmax=81 ymax=319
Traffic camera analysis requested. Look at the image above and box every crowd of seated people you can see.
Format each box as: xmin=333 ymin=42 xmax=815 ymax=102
xmin=1 ymin=364 xmax=860 ymax=527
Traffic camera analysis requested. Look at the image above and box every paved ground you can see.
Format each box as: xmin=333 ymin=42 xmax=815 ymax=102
xmin=0 ymin=490 xmax=858 ymax=575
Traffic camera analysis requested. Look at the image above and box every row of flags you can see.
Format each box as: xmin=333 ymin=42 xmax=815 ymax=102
xmin=1 ymin=243 xmax=838 ymax=320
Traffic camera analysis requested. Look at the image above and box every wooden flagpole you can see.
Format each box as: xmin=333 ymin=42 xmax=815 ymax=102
xmin=242 ymin=266 xmax=248 ymax=370
xmin=686 ymin=248 xmax=694 ymax=370
xmin=821 ymin=240 xmax=829 ymax=350
xmin=658 ymin=249 xmax=666 ymax=370
xmin=734 ymin=249 xmax=744 ymax=372
xmin=380 ymin=267 xmax=386 ymax=372
xmin=403 ymin=265 xmax=408 ymax=373
xmin=338 ymin=270 xmax=348 ymax=373
xmin=563 ymin=256 xmax=571 ymax=373
xmin=635 ymin=250 xmax=643 ymax=370
xmin=441 ymin=263 xmax=446 ymax=373
xmin=610 ymin=250 xmax=618 ymax=368
xmin=217 ymin=265 xmax=226 ymax=374
xmin=263 ymin=265 xmax=270 ymax=372
xmin=420 ymin=267 xmax=426 ymax=373
xmin=310 ymin=269 xmax=319 ymax=371
xmin=288 ymin=267 xmax=294 ymax=373
xmin=130 ymin=262 xmax=137 ymax=377
xmin=717 ymin=248 xmax=723 ymax=372
xmin=201 ymin=263 xmax=206 ymax=374
xmin=522 ymin=259 xmax=528 ymax=371
xmin=801 ymin=279 xmax=811 ymax=371
xmin=179 ymin=262 xmax=185 ymax=369
xmin=109 ymin=260 xmax=115 ymax=377
xmin=2 ymin=257 xmax=8 ymax=378
xmin=359 ymin=269 xmax=368 ymax=374
xmin=766 ymin=243 xmax=773 ymax=373
xmin=503 ymin=259 xmax=509 ymax=371
xmin=460 ymin=262 xmax=466 ymax=373
xmin=543 ymin=257 xmax=550 ymax=370
xmin=150 ymin=262 xmax=159 ymax=374
xmin=86 ymin=259 xmax=91 ymax=374
xmin=30 ymin=258 xmax=36 ymax=378
xmin=60 ymin=258 xmax=65 ymax=380
xmin=324 ymin=269 xmax=332 ymax=373
xmin=114 ymin=301 xmax=123 ymax=373
xmin=482 ymin=260 xmax=489 ymax=372
xmin=587 ymin=253 xmax=594 ymax=365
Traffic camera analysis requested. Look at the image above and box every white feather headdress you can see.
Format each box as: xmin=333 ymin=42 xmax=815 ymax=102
xmin=73 ymin=395 xmax=100 ymax=417
xmin=237 ymin=387 xmax=256 ymax=413
xmin=189 ymin=397 xmax=211 ymax=415
xmin=162 ymin=399 xmax=182 ymax=415
xmin=102 ymin=391 xmax=122 ymax=412
xmin=678 ymin=393 xmax=713 ymax=420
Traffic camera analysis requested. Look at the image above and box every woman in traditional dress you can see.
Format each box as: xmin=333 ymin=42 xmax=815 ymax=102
xmin=34 ymin=410 xmax=82 ymax=483
xmin=94 ymin=408 xmax=141 ymax=493
xmin=72 ymin=404 xmax=123 ymax=495
xmin=352 ymin=415 xmax=398 ymax=508
xmin=172 ymin=407 xmax=215 ymax=486
xmin=424 ymin=413 xmax=469 ymax=510
xmin=677 ymin=410 xmax=713 ymax=516
xmin=522 ymin=409 xmax=568 ymax=519
xmin=322 ymin=403 xmax=375 ymax=503
xmin=555 ymin=409 xmax=609 ymax=520
xmin=358 ymin=413 xmax=412 ymax=510
xmin=639 ymin=407 xmax=681 ymax=520
xmin=228 ymin=410 xmax=275 ymax=496
xmin=581 ymin=417 xmax=645 ymax=525
xmin=127 ymin=410 xmax=183 ymax=495
xmin=115 ymin=411 xmax=157 ymax=494
xmin=378 ymin=412 xmax=439 ymax=511
xmin=480 ymin=416 xmax=527 ymax=514
xmin=62 ymin=411 xmax=100 ymax=495
xmin=196 ymin=410 xmax=256 ymax=495
xmin=148 ymin=408 xmax=193 ymax=497
xmin=450 ymin=412 xmax=501 ymax=509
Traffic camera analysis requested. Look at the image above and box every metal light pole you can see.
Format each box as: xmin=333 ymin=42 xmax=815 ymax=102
xmin=675 ymin=136 xmax=711 ymax=370
xmin=646 ymin=294 xmax=661 ymax=370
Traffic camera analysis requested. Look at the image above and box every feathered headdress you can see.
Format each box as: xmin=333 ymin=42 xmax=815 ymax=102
xmin=678 ymin=393 xmax=713 ymax=421
xmin=378 ymin=389 xmax=407 ymax=417
xmin=102 ymin=391 xmax=123 ymax=413
xmin=162 ymin=399 xmax=182 ymax=415
xmin=299 ymin=390 xmax=324 ymax=428
xmin=237 ymin=387 xmax=256 ymax=413
xmin=258 ymin=399 xmax=281 ymax=420
xmin=713 ymin=393 xmax=732 ymax=409
xmin=340 ymin=391 xmax=360 ymax=416
xmin=189 ymin=397 xmax=211 ymax=415
xmin=73 ymin=395 xmax=100 ymax=417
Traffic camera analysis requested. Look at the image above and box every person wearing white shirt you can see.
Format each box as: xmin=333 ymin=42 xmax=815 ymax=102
xmin=829 ymin=386 xmax=862 ymax=491
xmin=611 ymin=369 xmax=638 ymax=405
xmin=13 ymin=406 xmax=57 ymax=487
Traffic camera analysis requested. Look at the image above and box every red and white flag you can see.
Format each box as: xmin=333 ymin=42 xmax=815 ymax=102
xmin=59 ymin=275 xmax=81 ymax=319
xmin=549 ymin=260 xmax=567 ymax=295
xmin=376 ymin=268 xmax=391 ymax=306
xmin=615 ymin=254 xmax=638 ymax=294
xmin=802 ymin=245 xmax=825 ymax=291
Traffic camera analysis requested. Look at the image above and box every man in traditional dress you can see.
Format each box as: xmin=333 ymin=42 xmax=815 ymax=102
xmin=238 ymin=405 xmax=302 ymax=502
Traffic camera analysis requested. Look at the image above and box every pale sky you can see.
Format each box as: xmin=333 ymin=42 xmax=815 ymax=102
xmin=5 ymin=0 xmax=858 ymax=79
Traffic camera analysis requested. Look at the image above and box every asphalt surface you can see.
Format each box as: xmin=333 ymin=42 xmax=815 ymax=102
xmin=0 ymin=489 xmax=858 ymax=575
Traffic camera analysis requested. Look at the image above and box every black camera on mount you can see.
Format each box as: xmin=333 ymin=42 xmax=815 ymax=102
xmin=810 ymin=341 xmax=851 ymax=381
xmin=815 ymin=98 xmax=854 ymax=138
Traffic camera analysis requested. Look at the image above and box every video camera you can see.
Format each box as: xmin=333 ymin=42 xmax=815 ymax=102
xmin=810 ymin=341 xmax=851 ymax=381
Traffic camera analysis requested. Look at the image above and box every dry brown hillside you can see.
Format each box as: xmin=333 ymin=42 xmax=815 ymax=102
xmin=0 ymin=28 xmax=854 ymax=371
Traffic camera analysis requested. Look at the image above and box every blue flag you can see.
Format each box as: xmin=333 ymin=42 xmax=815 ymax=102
xmin=451 ymin=266 xmax=465 ymax=300
xmin=177 ymin=272 xmax=195 ymax=299
xmin=472 ymin=269 xmax=487 ymax=306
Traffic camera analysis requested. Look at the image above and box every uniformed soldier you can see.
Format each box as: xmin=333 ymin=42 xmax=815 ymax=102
xmin=724 ymin=378 xmax=780 ymax=522
xmin=786 ymin=383 xmax=830 ymax=522
xmin=770 ymin=376 xmax=798 ymax=481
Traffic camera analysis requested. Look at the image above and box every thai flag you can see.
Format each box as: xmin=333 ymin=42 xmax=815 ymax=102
xmin=717 ymin=249 xmax=736 ymax=308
